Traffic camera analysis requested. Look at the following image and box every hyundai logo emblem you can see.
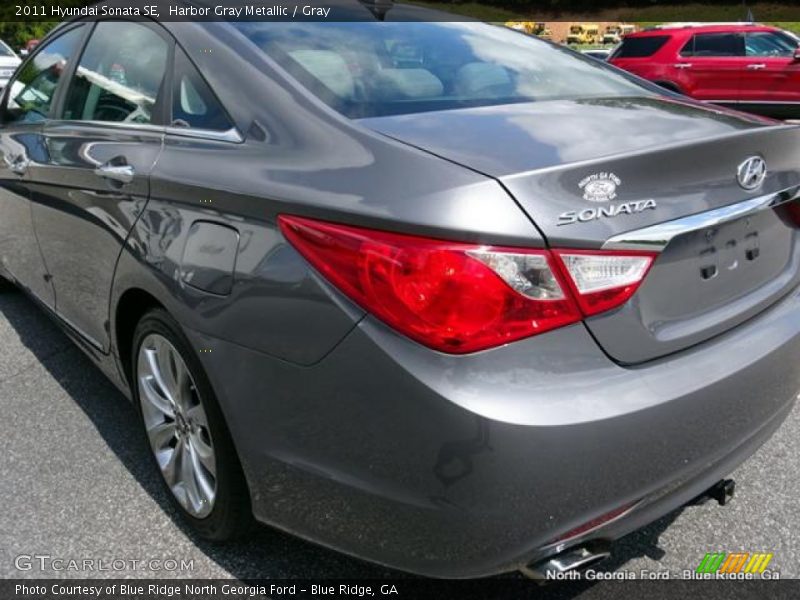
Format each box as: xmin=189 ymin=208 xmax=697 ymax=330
xmin=736 ymin=156 xmax=767 ymax=191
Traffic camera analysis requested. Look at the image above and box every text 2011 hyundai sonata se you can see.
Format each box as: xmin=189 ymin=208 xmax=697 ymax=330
xmin=1 ymin=5 xmax=800 ymax=578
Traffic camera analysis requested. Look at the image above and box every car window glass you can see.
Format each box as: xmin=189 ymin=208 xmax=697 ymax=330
xmin=610 ymin=36 xmax=669 ymax=59
xmin=683 ymin=33 xmax=744 ymax=57
xmin=234 ymin=21 xmax=655 ymax=119
xmin=745 ymin=32 xmax=797 ymax=57
xmin=62 ymin=21 xmax=168 ymax=124
xmin=171 ymin=47 xmax=233 ymax=131
xmin=4 ymin=25 xmax=86 ymax=124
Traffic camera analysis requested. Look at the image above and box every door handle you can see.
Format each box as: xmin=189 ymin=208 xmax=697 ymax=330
xmin=746 ymin=63 xmax=767 ymax=70
xmin=94 ymin=163 xmax=135 ymax=184
xmin=673 ymin=63 xmax=693 ymax=69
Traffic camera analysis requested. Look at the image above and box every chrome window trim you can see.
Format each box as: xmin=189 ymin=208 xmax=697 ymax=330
xmin=603 ymin=185 xmax=800 ymax=252
xmin=45 ymin=119 xmax=243 ymax=143
xmin=164 ymin=126 xmax=243 ymax=143
xmin=48 ymin=119 xmax=166 ymax=134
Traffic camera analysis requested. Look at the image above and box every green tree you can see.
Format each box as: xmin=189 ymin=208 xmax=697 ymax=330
xmin=0 ymin=22 xmax=57 ymax=51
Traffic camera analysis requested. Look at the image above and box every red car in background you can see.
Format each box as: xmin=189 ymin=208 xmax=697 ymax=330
xmin=609 ymin=23 xmax=800 ymax=117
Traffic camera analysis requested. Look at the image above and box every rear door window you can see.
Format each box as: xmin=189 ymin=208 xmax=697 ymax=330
xmin=611 ymin=36 xmax=670 ymax=58
xmin=681 ymin=33 xmax=745 ymax=57
xmin=62 ymin=21 xmax=168 ymax=124
xmin=744 ymin=31 xmax=797 ymax=57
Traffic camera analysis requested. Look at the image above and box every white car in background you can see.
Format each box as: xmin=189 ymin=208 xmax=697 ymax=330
xmin=580 ymin=48 xmax=611 ymax=61
xmin=0 ymin=40 xmax=21 ymax=89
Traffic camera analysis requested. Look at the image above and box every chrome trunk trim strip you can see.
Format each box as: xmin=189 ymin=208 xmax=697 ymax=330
xmin=602 ymin=186 xmax=800 ymax=252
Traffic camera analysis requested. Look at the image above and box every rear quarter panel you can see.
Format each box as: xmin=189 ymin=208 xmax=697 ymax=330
xmin=117 ymin=128 xmax=540 ymax=365
xmin=111 ymin=21 xmax=544 ymax=370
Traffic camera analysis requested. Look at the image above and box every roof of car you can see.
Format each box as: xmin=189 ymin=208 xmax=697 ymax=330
xmin=630 ymin=22 xmax=779 ymax=36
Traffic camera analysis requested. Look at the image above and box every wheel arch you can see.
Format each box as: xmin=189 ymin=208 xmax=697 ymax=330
xmin=114 ymin=287 xmax=166 ymax=388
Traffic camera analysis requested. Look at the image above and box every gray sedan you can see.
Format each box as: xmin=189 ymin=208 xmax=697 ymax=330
xmin=1 ymin=2 xmax=799 ymax=580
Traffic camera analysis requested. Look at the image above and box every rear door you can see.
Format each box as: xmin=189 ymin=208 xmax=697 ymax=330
xmin=28 ymin=20 xmax=168 ymax=349
xmin=740 ymin=31 xmax=800 ymax=104
xmin=675 ymin=32 xmax=744 ymax=101
xmin=0 ymin=24 xmax=88 ymax=307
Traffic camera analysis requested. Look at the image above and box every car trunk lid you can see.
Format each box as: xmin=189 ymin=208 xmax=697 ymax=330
xmin=362 ymin=97 xmax=800 ymax=363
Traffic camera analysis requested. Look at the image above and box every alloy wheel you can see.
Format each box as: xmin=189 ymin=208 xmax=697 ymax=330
xmin=137 ymin=333 xmax=217 ymax=518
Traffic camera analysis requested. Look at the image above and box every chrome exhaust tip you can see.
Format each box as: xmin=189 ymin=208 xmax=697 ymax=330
xmin=520 ymin=542 xmax=611 ymax=580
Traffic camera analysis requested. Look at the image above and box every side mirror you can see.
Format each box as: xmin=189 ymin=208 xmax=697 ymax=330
xmin=794 ymin=46 xmax=800 ymax=61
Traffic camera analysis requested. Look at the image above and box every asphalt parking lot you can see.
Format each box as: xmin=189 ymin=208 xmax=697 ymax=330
xmin=0 ymin=286 xmax=798 ymax=591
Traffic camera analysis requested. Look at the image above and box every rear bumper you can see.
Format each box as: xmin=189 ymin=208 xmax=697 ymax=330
xmin=186 ymin=282 xmax=800 ymax=578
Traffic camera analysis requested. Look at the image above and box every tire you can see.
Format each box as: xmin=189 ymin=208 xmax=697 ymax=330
xmin=131 ymin=308 xmax=251 ymax=540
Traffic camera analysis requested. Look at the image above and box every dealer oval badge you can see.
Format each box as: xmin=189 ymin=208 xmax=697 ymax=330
xmin=579 ymin=172 xmax=621 ymax=202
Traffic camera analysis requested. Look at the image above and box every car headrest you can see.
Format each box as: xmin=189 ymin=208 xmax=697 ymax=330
xmin=289 ymin=50 xmax=355 ymax=100
xmin=375 ymin=68 xmax=444 ymax=100
xmin=454 ymin=62 xmax=513 ymax=97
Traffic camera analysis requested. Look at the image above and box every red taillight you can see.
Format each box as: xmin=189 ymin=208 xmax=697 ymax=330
xmin=278 ymin=215 xmax=656 ymax=353
xmin=553 ymin=250 xmax=656 ymax=317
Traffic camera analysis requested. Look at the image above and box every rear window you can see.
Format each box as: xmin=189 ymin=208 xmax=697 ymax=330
xmin=610 ymin=35 xmax=670 ymax=58
xmin=234 ymin=21 xmax=652 ymax=118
